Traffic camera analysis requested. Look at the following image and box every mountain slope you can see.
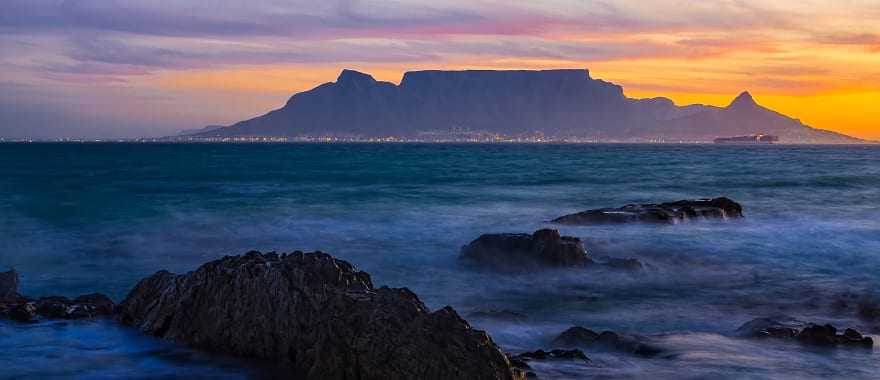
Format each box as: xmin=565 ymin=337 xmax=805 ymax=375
xmin=653 ymin=92 xmax=860 ymax=143
xmin=193 ymin=69 xmax=862 ymax=143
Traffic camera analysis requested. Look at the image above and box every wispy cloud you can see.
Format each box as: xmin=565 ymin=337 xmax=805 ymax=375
xmin=1 ymin=0 xmax=879 ymax=138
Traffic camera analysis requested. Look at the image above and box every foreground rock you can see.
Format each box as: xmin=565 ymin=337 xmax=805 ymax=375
xmin=0 ymin=269 xmax=116 ymax=322
xmin=552 ymin=197 xmax=743 ymax=225
xmin=552 ymin=326 xmax=663 ymax=356
xmin=460 ymin=229 xmax=591 ymax=271
xmin=119 ymin=251 xmax=524 ymax=380
xmin=737 ymin=317 xmax=873 ymax=348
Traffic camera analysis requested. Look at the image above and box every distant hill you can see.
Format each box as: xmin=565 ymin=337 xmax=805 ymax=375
xmin=178 ymin=125 xmax=225 ymax=136
xmin=188 ymin=69 xmax=862 ymax=143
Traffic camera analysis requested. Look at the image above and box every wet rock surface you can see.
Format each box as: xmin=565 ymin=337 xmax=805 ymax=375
xmin=1 ymin=269 xmax=115 ymax=322
xmin=552 ymin=197 xmax=744 ymax=225
xmin=35 ymin=293 xmax=116 ymax=319
xmin=552 ymin=326 xmax=663 ymax=356
xmin=511 ymin=349 xmax=590 ymax=362
xmin=737 ymin=317 xmax=874 ymax=348
xmin=118 ymin=250 xmax=524 ymax=380
xmin=460 ymin=229 xmax=592 ymax=271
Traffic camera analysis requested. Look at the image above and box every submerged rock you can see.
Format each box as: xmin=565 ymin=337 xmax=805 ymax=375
xmin=119 ymin=250 xmax=524 ymax=380
xmin=552 ymin=326 xmax=663 ymax=356
xmin=512 ymin=349 xmax=590 ymax=362
xmin=460 ymin=229 xmax=592 ymax=271
xmin=10 ymin=302 xmax=37 ymax=323
xmin=552 ymin=197 xmax=743 ymax=225
xmin=737 ymin=317 xmax=873 ymax=348
xmin=736 ymin=317 xmax=800 ymax=339
xmin=35 ymin=293 xmax=115 ymax=319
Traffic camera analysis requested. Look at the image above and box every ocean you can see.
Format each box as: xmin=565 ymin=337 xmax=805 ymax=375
xmin=1 ymin=143 xmax=879 ymax=379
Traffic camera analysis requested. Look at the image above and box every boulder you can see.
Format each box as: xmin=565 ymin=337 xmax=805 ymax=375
xmin=10 ymin=302 xmax=37 ymax=323
xmin=119 ymin=250 xmax=524 ymax=380
xmin=0 ymin=269 xmax=19 ymax=301
xmin=736 ymin=317 xmax=800 ymax=339
xmin=552 ymin=197 xmax=743 ymax=225
xmin=552 ymin=326 xmax=663 ymax=356
xmin=737 ymin=317 xmax=873 ymax=348
xmin=511 ymin=349 xmax=590 ymax=362
xmin=35 ymin=293 xmax=115 ymax=319
xmin=460 ymin=229 xmax=592 ymax=271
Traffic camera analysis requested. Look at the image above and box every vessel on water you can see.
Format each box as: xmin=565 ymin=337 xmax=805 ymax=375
xmin=714 ymin=134 xmax=779 ymax=144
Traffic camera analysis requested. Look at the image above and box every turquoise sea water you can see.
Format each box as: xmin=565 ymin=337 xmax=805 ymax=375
xmin=1 ymin=143 xmax=879 ymax=379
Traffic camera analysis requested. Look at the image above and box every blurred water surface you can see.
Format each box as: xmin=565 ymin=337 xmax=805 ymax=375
xmin=1 ymin=143 xmax=878 ymax=379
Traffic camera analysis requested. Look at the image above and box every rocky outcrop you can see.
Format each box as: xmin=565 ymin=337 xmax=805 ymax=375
xmin=460 ymin=229 xmax=592 ymax=272
xmin=35 ymin=294 xmax=115 ymax=319
xmin=511 ymin=349 xmax=590 ymax=363
xmin=0 ymin=269 xmax=116 ymax=322
xmin=118 ymin=250 xmax=524 ymax=380
xmin=460 ymin=229 xmax=644 ymax=273
xmin=552 ymin=326 xmax=663 ymax=356
xmin=736 ymin=317 xmax=874 ymax=348
xmin=552 ymin=197 xmax=743 ymax=225
xmin=507 ymin=349 xmax=590 ymax=377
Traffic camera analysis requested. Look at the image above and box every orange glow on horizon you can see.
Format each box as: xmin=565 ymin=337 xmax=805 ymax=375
xmin=153 ymin=55 xmax=880 ymax=140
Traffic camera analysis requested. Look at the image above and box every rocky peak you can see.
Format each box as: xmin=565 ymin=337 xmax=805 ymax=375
xmin=335 ymin=69 xmax=377 ymax=85
xmin=727 ymin=91 xmax=758 ymax=110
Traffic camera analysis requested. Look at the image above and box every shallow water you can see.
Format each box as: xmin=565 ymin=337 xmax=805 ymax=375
xmin=1 ymin=143 xmax=879 ymax=379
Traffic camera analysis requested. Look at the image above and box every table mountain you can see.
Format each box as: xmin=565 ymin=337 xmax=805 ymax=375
xmin=191 ymin=69 xmax=861 ymax=143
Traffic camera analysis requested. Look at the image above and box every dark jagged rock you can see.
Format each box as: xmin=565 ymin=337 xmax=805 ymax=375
xmin=797 ymin=325 xmax=873 ymax=348
xmin=0 ymin=269 xmax=20 ymax=301
xmin=119 ymin=250 xmax=524 ymax=380
xmin=552 ymin=197 xmax=743 ymax=225
xmin=552 ymin=326 xmax=663 ymax=356
xmin=35 ymin=293 xmax=116 ymax=319
xmin=0 ymin=268 xmax=116 ymax=322
xmin=10 ymin=302 xmax=37 ymax=323
xmin=460 ymin=229 xmax=592 ymax=271
xmin=736 ymin=317 xmax=800 ymax=339
xmin=35 ymin=296 xmax=72 ymax=319
xmin=468 ymin=309 xmax=529 ymax=323
xmin=737 ymin=317 xmax=874 ymax=348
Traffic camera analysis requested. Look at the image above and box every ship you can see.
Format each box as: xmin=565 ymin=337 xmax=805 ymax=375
xmin=714 ymin=134 xmax=779 ymax=144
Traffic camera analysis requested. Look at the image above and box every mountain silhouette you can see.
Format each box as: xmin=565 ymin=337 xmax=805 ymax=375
xmin=192 ymin=69 xmax=861 ymax=143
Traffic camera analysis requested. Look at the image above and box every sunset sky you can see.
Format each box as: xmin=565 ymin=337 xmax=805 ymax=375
xmin=2 ymin=0 xmax=879 ymax=139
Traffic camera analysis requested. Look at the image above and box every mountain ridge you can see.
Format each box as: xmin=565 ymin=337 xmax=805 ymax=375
xmin=191 ymin=69 xmax=862 ymax=143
